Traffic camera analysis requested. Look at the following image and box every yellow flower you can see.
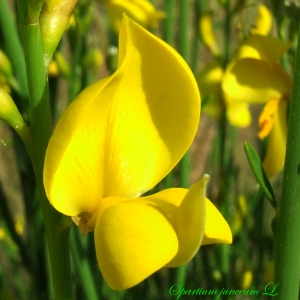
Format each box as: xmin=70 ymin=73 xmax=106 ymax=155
xmin=44 ymin=16 xmax=232 ymax=290
xmin=103 ymin=0 xmax=165 ymax=33
xmin=196 ymin=58 xmax=252 ymax=127
xmin=197 ymin=5 xmax=273 ymax=127
xmin=222 ymin=35 xmax=292 ymax=177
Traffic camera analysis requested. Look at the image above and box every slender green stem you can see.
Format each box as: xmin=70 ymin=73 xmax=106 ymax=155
xmin=0 ymin=185 xmax=31 ymax=272
xmin=275 ymin=7 xmax=290 ymax=74
xmin=190 ymin=0 xmax=203 ymax=74
xmin=174 ymin=0 xmax=191 ymax=283
xmin=68 ymin=33 xmax=85 ymax=103
xmin=0 ymin=0 xmax=28 ymax=98
xmin=70 ymin=227 xmax=99 ymax=300
xmin=222 ymin=0 xmax=231 ymax=69
xmin=161 ymin=0 xmax=176 ymax=191
xmin=216 ymin=0 xmax=232 ymax=286
xmin=16 ymin=1 xmax=73 ymax=299
xmin=178 ymin=0 xmax=190 ymax=65
xmin=178 ymin=0 xmax=191 ymax=189
xmin=274 ymin=26 xmax=300 ymax=300
xmin=163 ymin=0 xmax=176 ymax=46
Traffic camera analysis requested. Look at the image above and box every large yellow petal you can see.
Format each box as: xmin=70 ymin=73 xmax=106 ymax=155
xmin=44 ymin=17 xmax=200 ymax=216
xmin=145 ymin=176 xmax=208 ymax=267
xmin=222 ymin=58 xmax=292 ymax=105
xmin=262 ymin=99 xmax=288 ymax=177
xmin=166 ymin=176 xmax=208 ymax=267
xmin=44 ymin=77 xmax=113 ymax=216
xmin=201 ymin=199 xmax=232 ymax=245
xmin=144 ymin=176 xmax=232 ymax=265
xmin=94 ymin=199 xmax=178 ymax=290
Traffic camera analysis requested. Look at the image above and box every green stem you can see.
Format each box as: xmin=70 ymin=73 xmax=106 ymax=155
xmin=178 ymin=0 xmax=191 ymax=189
xmin=0 ymin=185 xmax=31 ymax=272
xmin=16 ymin=1 xmax=73 ymax=299
xmin=0 ymin=0 xmax=28 ymax=98
xmin=190 ymin=0 xmax=204 ymax=74
xmin=275 ymin=10 xmax=290 ymax=73
xmin=163 ymin=0 xmax=176 ymax=46
xmin=274 ymin=26 xmax=300 ymax=300
xmin=222 ymin=0 xmax=231 ymax=68
xmin=174 ymin=0 xmax=191 ymax=283
xmin=178 ymin=0 xmax=190 ymax=64
xmin=70 ymin=227 xmax=99 ymax=300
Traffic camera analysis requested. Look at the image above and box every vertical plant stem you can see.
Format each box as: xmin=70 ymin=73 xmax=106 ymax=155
xmin=70 ymin=227 xmax=99 ymax=300
xmin=174 ymin=0 xmax=190 ymax=284
xmin=178 ymin=0 xmax=191 ymax=189
xmin=223 ymin=0 xmax=231 ymax=68
xmin=218 ymin=0 xmax=232 ymax=287
xmin=178 ymin=0 xmax=190 ymax=65
xmin=274 ymin=26 xmax=300 ymax=300
xmin=0 ymin=185 xmax=31 ymax=271
xmin=190 ymin=0 xmax=203 ymax=74
xmin=16 ymin=1 xmax=73 ymax=299
xmin=163 ymin=0 xmax=176 ymax=46
xmin=162 ymin=0 xmax=176 ymax=190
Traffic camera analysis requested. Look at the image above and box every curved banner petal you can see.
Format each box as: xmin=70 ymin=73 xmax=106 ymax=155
xmin=44 ymin=16 xmax=200 ymax=216
xmin=222 ymin=58 xmax=292 ymax=105
xmin=94 ymin=199 xmax=178 ymax=290
xmin=234 ymin=35 xmax=292 ymax=63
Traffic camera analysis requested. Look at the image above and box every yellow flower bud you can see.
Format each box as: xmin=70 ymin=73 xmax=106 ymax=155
xmin=40 ymin=0 xmax=78 ymax=68
xmin=199 ymin=13 xmax=219 ymax=56
xmin=82 ymin=49 xmax=104 ymax=70
xmin=54 ymin=52 xmax=71 ymax=78
xmin=48 ymin=60 xmax=59 ymax=77
xmin=0 ymin=50 xmax=13 ymax=79
xmin=0 ymin=88 xmax=30 ymax=141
